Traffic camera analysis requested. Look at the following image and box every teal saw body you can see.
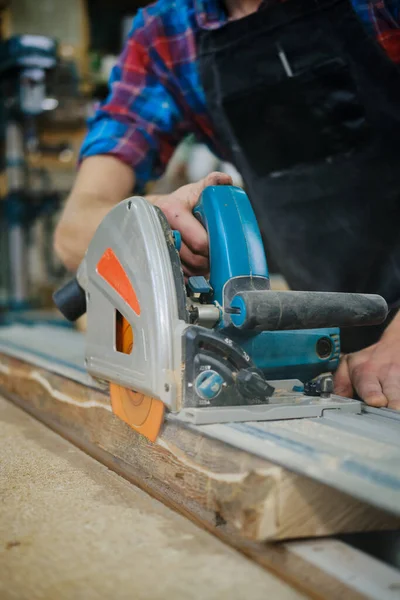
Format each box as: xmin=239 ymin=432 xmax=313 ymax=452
xmin=193 ymin=186 xmax=385 ymax=381
xmin=53 ymin=186 xmax=388 ymax=439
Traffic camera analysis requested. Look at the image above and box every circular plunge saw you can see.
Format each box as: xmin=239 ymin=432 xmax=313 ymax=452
xmin=53 ymin=186 xmax=388 ymax=442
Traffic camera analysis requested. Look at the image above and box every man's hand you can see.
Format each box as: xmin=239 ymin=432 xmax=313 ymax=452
xmin=151 ymin=171 xmax=232 ymax=277
xmin=54 ymin=154 xmax=232 ymax=274
xmin=334 ymin=315 xmax=400 ymax=409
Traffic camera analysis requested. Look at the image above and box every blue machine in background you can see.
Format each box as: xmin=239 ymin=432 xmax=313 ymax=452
xmin=0 ymin=35 xmax=62 ymax=318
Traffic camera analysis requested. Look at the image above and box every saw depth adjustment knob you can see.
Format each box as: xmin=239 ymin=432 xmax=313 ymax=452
xmin=194 ymin=370 xmax=224 ymax=401
xmin=236 ymin=368 xmax=274 ymax=400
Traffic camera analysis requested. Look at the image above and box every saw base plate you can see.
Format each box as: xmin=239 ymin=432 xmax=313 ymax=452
xmin=174 ymin=380 xmax=361 ymax=426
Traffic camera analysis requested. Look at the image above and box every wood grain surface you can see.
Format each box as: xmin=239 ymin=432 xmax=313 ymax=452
xmin=0 ymin=396 xmax=303 ymax=600
xmin=1 ymin=352 xmax=400 ymax=600
xmin=1 ymin=324 xmax=399 ymax=519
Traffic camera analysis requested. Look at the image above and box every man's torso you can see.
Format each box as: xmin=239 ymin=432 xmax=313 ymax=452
xmin=138 ymin=0 xmax=400 ymax=153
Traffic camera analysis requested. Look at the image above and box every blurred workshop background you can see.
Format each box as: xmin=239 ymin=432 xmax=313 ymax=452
xmin=0 ymin=0 xmax=280 ymax=329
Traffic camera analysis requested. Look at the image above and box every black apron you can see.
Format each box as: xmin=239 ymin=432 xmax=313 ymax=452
xmin=197 ymin=0 xmax=400 ymax=352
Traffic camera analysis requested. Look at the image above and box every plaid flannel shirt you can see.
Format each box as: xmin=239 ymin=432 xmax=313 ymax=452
xmin=80 ymin=0 xmax=400 ymax=190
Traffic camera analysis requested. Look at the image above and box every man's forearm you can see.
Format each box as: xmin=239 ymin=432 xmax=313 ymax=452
xmin=54 ymin=156 xmax=135 ymax=271
xmin=55 ymin=191 xmax=167 ymax=272
xmin=54 ymin=191 xmax=120 ymax=271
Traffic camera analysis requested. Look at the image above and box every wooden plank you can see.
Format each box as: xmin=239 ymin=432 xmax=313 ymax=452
xmin=2 ymin=354 xmax=400 ymax=600
xmin=0 ymin=355 xmax=400 ymax=600
xmin=0 ymin=396 xmax=302 ymax=600
xmin=1 ymin=324 xmax=400 ymax=518
xmin=1 ymin=350 xmax=399 ymax=543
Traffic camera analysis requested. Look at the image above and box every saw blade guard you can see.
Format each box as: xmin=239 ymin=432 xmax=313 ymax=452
xmin=81 ymin=197 xmax=187 ymax=413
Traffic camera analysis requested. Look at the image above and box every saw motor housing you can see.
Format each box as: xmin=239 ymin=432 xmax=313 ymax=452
xmin=75 ymin=195 xmax=277 ymax=415
xmin=54 ymin=186 xmax=388 ymax=437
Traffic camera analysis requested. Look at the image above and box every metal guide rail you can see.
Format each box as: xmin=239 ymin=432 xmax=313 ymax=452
xmin=0 ymin=323 xmax=399 ymax=519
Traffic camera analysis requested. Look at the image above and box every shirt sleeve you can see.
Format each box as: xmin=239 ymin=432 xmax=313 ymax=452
xmin=79 ymin=10 xmax=189 ymax=191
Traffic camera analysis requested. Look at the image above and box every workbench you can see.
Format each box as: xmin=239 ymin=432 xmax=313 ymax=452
xmin=0 ymin=396 xmax=300 ymax=600
xmin=1 ymin=323 xmax=400 ymax=599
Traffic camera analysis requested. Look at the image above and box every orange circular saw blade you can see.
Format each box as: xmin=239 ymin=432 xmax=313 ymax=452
xmin=110 ymin=316 xmax=165 ymax=442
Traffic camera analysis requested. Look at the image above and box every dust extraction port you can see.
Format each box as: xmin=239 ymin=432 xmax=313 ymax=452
xmin=316 ymin=337 xmax=333 ymax=359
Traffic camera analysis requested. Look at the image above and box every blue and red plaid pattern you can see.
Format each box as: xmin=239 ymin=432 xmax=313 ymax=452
xmin=80 ymin=0 xmax=400 ymax=190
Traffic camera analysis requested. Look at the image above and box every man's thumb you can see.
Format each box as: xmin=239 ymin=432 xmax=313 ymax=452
xmin=203 ymin=171 xmax=233 ymax=188
xmin=186 ymin=171 xmax=233 ymax=209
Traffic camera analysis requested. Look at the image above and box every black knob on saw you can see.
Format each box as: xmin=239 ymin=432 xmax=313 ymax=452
xmin=53 ymin=278 xmax=86 ymax=322
xmin=236 ymin=368 xmax=274 ymax=400
xmin=228 ymin=290 xmax=388 ymax=331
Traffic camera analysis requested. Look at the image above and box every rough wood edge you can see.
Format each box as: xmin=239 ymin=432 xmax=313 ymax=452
xmin=0 ymin=352 xmax=398 ymax=600
xmin=1 ymin=353 xmax=399 ymax=542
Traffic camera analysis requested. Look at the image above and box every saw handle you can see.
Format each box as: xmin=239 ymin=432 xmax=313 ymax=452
xmin=193 ymin=186 xmax=269 ymax=305
xmin=53 ymin=277 xmax=86 ymax=322
xmin=228 ymin=290 xmax=388 ymax=331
